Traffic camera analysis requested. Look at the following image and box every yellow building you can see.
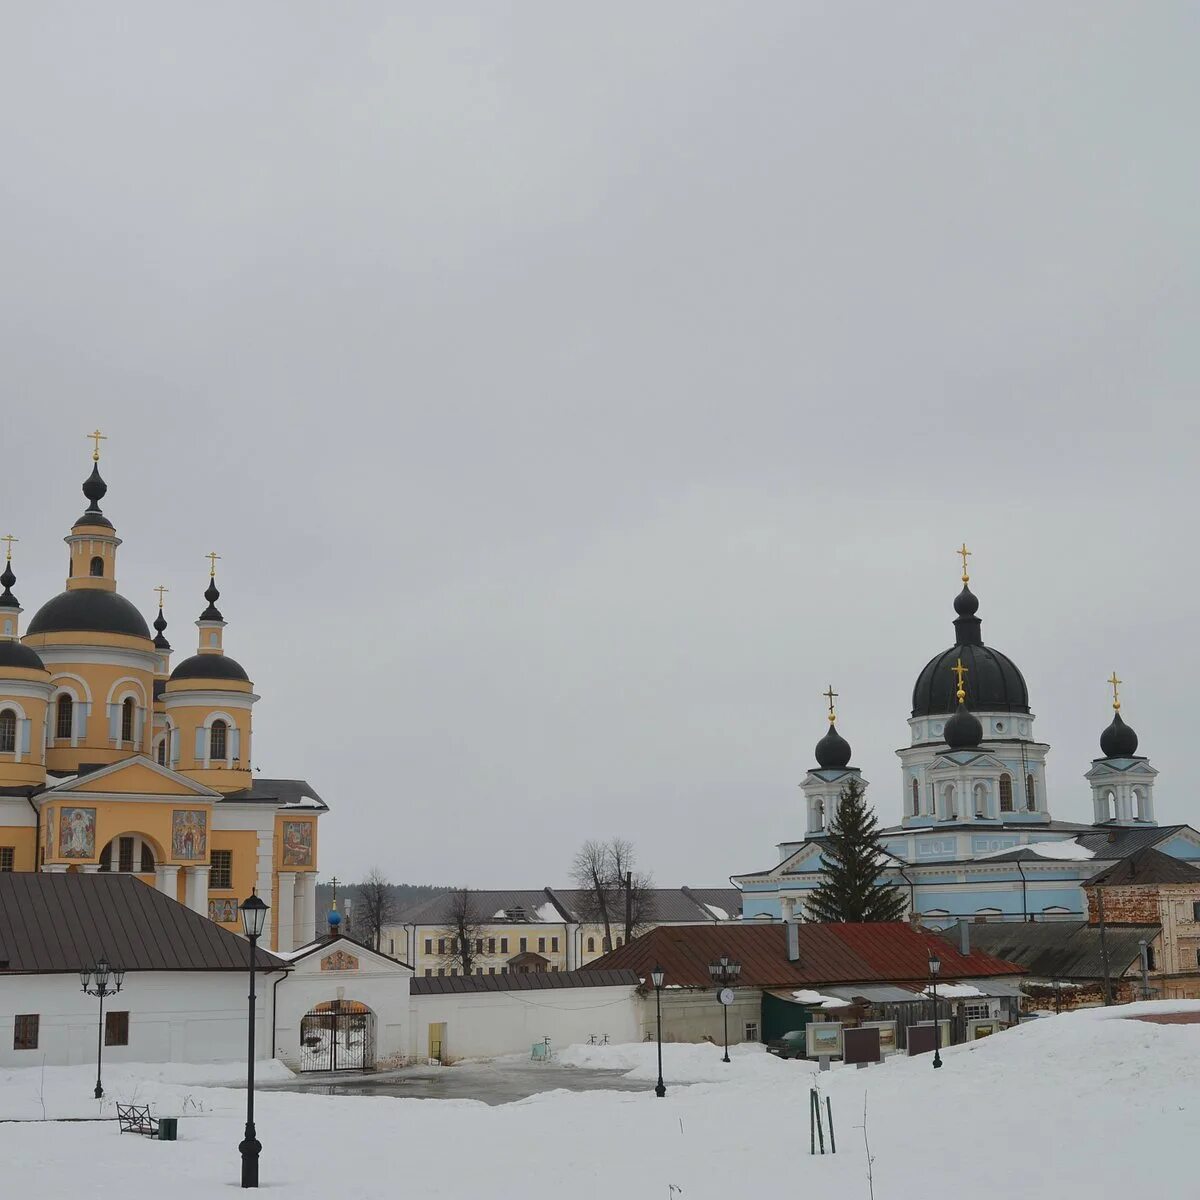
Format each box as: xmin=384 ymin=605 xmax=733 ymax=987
xmin=0 ymin=437 xmax=326 ymax=953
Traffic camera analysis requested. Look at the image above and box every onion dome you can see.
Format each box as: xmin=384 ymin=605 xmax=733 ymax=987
xmin=912 ymin=580 xmax=1029 ymax=718
xmin=27 ymin=590 xmax=151 ymax=639
xmin=1100 ymin=711 xmax=1138 ymax=758
xmin=76 ymin=462 xmax=113 ymax=529
xmin=0 ymin=640 xmax=46 ymax=671
xmin=170 ymin=653 xmax=249 ymax=682
xmin=153 ymin=604 xmax=171 ymax=651
xmin=943 ymin=700 xmax=983 ymax=749
xmin=0 ymin=558 xmax=17 ymax=609
xmin=815 ymin=723 xmax=852 ymax=769
xmin=200 ymin=576 xmax=222 ymax=622
xmin=327 ymin=909 xmax=342 ymax=929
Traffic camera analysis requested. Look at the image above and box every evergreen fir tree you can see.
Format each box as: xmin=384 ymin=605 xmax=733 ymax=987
xmin=805 ymin=777 xmax=907 ymax=923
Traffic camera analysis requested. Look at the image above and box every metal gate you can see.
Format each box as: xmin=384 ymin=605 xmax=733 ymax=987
xmin=299 ymin=1001 xmax=376 ymax=1072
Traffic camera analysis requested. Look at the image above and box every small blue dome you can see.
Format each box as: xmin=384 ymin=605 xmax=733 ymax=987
xmin=327 ymin=909 xmax=342 ymax=927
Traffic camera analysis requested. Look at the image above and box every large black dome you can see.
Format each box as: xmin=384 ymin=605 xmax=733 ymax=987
xmin=27 ymin=590 xmax=152 ymax=640
xmin=911 ymin=584 xmax=1029 ymax=717
xmin=170 ymin=654 xmax=250 ymax=683
xmin=0 ymin=640 xmax=47 ymax=672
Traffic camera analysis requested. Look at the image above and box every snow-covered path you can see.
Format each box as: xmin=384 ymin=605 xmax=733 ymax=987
xmin=3 ymin=1003 xmax=1196 ymax=1199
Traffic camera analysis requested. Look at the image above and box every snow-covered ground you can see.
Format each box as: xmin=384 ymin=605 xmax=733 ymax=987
xmin=2 ymin=1003 xmax=1197 ymax=1199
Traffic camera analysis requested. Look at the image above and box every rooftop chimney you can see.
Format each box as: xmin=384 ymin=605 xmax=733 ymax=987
xmin=957 ymin=918 xmax=970 ymax=956
xmin=786 ymin=920 xmax=801 ymax=963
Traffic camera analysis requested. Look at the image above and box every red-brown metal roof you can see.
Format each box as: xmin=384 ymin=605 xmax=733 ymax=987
xmin=591 ymin=921 xmax=1024 ymax=989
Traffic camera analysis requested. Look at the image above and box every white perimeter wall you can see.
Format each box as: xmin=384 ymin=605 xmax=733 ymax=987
xmin=0 ymin=971 xmax=273 ymax=1069
xmin=411 ymin=986 xmax=640 ymax=1061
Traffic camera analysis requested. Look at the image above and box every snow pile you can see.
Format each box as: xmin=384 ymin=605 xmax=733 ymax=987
xmin=534 ymin=901 xmax=561 ymax=922
xmin=3 ymin=1004 xmax=1200 ymax=1198
xmin=792 ymin=989 xmax=851 ymax=1008
xmin=703 ymin=903 xmax=730 ymax=920
xmin=921 ymin=982 xmax=984 ymax=999
xmin=978 ymin=837 xmax=1095 ymax=861
xmin=557 ymin=1039 xmax=801 ymax=1082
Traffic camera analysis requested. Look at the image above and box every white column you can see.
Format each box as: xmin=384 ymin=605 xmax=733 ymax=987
xmin=79 ymin=864 xmax=100 ymax=873
xmin=42 ymin=863 xmax=69 ymax=873
xmin=276 ymin=871 xmax=296 ymax=952
xmin=1116 ymin=786 xmax=1132 ymax=823
xmin=301 ymin=871 xmax=317 ymax=946
xmin=156 ymin=865 xmax=179 ymax=897
xmin=780 ymin=896 xmax=796 ymax=921
xmin=184 ymin=865 xmax=208 ymax=915
xmin=254 ymin=829 xmax=275 ymax=949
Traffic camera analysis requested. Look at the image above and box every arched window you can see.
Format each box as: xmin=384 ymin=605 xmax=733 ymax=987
xmin=0 ymin=709 xmax=16 ymax=753
xmin=121 ymin=697 xmax=135 ymax=743
xmin=1132 ymin=789 xmax=1144 ymax=820
xmin=942 ymin=784 xmax=956 ymax=819
xmin=813 ymin=798 xmax=825 ymax=830
xmin=912 ymin=778 xmax=920 ymax=815
xmin=1106 ymin=790 xmax=1117 ymax=820
xmin=156 ymin=738 xmax=167 ymax=766
xmin=586 ymin=936 xmax=595 ymax=953
xmin=99 ymin=836 xmax=156 ymax=874
xmin=1025 ymin=774 xmax=1036 ymax=811
xmin=89 ymin=556 xmax=104 ymax=577
xmin=974 ymin=783 xmax=988 ymax=818
xmin=999 ymin=774 xmax=1013 ymax=812
xmin=55 ymin=695 xmax=73 ymax=741
xmin=210 ymin=719 xmax=227 ymax=762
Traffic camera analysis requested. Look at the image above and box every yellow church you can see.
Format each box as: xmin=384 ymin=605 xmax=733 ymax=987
xmin=0 ymin=434 xmax=325 ymax=952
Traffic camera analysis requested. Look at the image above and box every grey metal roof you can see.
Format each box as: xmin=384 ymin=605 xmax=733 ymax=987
xmin=219 ymin=778 xmax=328 ymax=810
xmin=0 ymin=873 xmax=285 ymax=974
xmin=1087 ymin=846 xmax=1200 ymax=887
xmin=410 ymin=968 xmax=641 ymax=995
xmin=395 ymin=887 xmax=742 ymax=926
xmin=824 ymin=984 xmax=922 ymax=1003
xmin=948 ymin=921 xmax=1159 ymax=981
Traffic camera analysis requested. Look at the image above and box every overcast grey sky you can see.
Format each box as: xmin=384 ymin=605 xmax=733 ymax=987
xmin=1 ymin=3 xmax=1197 ymax=888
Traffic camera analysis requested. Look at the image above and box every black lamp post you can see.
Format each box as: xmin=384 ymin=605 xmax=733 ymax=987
xmin=81 ymin=957 xmax=125 ymax=1100
xmin=708 ymin=953 xmax=742 ymax=1064
xmin=239 ymin=891 xmax=269 ymax=1188
xmin=928 ymin=949 xmax=943 ymax=1069
xmin=651 ymin=964 xmax=666 ymax=1098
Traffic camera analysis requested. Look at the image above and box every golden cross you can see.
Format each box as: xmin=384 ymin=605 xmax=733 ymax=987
xmin=87 ymin=429 xmax=107 ymax=461
xmin=1108 ymin=671 xmax=1121 ymax=711
xmin=951 ymin=657 xmax=968 ymax=702
xmin=206 ymin=551 xmax=221 ymax=577
xmin=823 ymin=684 xmax=838 ymax=723
xmin=957 ymin=542 xmax=971 ymax=583
xmin=154 ymin=585 xmax=169 ymax=607
xmin=0 ymin=534 xmax=17 ymax=562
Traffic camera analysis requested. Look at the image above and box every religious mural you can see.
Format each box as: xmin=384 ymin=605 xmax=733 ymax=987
xmin=320 ymin=949 xmax=359 ymax=971
xmin=282 ymin=821 xmax=313 ymax=867
xmin=58 ymin=807 xmax=96 ymax=859
xmin=209 ymin=898 xmax=239 ymax=923
xmin=171 ymin=809 xmax=208 ymax=860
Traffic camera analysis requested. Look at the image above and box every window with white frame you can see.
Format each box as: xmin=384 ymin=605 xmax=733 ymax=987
xmin=964 ymin=1002 xmax=990 ymax=1020
xmin=744 ymin=1021 xmax=760 ymax=1042
xmin=0 ymin=709 xmax=15 ymax=754
xmin=210 ymin=719 xmax=227 ymax=761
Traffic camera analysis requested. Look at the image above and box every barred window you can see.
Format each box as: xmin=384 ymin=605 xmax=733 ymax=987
xmin=999 ymin=774 xmax=1014 ymax=812
xmin=1025 ymin=774 xmax=1036 ymax=811
xmin=0 ymin=710 xmax=15 ymax=753
xmin=0 ymin=847 xmax=13 ymax=872
xmin=209 ymin=720 xmax=227 ymax=761
xmin=13 ymin=1014 xmax=38 ymax=1050
xmin=121 ymin=698 xmax=135 ymax=743
xmin=209 ymin=850 xmax=233 ymax=890
xmin=55 ymin=695 xmax=73 ymax=740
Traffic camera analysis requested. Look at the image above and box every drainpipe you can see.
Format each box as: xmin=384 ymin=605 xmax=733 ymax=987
xmin=1016 ymin=860 xmax=1029 ymax=922
xmin=270 ymin=967 xmax=289 ymax=1062
xmin=25 ymin=789 xmax=39 ymax=868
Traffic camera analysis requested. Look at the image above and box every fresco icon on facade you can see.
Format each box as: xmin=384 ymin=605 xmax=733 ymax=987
xmin=58 ymin=807 xmax=96 ymax=858
xmin=282 ymin=821 xmax=313 ymax=866
xmin=320 ymin=950 xmax=359 ymax=971
xmin=209 ymin=898 xmax=239 ymax=923
xmin=171 ymin=809 xmax=208 ymax=859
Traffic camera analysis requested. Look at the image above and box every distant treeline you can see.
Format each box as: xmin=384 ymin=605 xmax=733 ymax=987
xmin=315 ymin=881 xmax=449 ymax=919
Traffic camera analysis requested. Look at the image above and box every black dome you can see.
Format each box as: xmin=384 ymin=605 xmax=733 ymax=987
xmin=170 ymin=653 xmax=249 ymax=683
xmin=0 ymin=640 xmax=46 ymax=672
xmin=944 ymin=702 xmax=983 ymax=749
xmin=1100 ymin=711 xmax=1138 ymax=758
xmin=27 ymin=590 xmax=152 ymax=640
xmin=912 ymin=584 xmax=1029 ymax=718
xmin=815 ymin=723 xmax=852 ymax=769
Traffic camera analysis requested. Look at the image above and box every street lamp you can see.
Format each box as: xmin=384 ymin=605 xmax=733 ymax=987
xmin=708 ymin=954 xmax=742 ymax=1064
xmin=650 ymin=964 xmax=666 ymax=1098
xmin=239 ymin=890 xmax=269 ymax=1188
xmin=80 ymin=957 xmax=125 ymax=1100
xmin=928 ymin=949 xmax=943 ymax=1069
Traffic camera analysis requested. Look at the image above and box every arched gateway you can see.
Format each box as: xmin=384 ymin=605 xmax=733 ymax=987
xmin=299 ymin=1000 xmax=376 ymax=1072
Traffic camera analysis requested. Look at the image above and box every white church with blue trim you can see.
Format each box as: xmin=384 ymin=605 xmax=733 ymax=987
xmin=734 ymin=552 xmax=1200 ymax=927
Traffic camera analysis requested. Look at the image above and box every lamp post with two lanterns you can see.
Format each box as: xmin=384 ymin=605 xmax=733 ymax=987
xmin=80 ymin=957 xmax=125 ymax=1100
xmin=708 ymin=954 xmax=742 ymax=1064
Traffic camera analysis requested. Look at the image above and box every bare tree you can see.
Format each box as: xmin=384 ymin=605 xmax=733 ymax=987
xmin=572 ymin=838 xmax=655 ymax=950
xmin=355 ymin=867 xmax=395 ymax=951
xmin=437 ymin=888 xmax=488 ymax=975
